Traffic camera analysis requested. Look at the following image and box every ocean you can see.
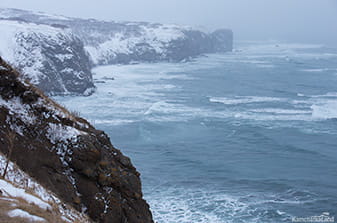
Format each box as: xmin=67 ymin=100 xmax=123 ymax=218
xmin=54 ymin=41 xmax=337 ymax=223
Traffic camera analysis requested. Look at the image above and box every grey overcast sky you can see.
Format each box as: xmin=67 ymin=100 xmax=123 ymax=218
xmin=1 ymin=0 xmax=337 ymax=45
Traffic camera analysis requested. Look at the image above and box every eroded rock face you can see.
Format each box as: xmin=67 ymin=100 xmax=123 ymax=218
xmin=0 ymin=57 xmax=153 ymax=223
xmin=0 ymin=19 xmax=95 ymax=96
xmin=211 ymin=29 xmax=233 ymax=52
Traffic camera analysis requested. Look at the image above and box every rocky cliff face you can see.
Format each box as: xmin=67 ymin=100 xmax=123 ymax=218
xmin=164 ymin=29 xmax=233 ymax=62
xmin=69 ymin=21 xmax=233 ymax=65
xmin=0 ymin=57 xmax=153 ymax=223
xmin=0 ymin=19 xmax=95 ymax=96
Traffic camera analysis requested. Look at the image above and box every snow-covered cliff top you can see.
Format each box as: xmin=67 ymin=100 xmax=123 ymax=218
xmin=0 ymin=19 xmax=72 ymax=84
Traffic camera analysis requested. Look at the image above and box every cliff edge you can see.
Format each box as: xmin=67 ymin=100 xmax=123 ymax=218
xmin=0 ymin=57 xmax=153 ymax=223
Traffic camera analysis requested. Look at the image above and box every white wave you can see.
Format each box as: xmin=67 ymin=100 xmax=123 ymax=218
xmin=310 ymin=92 xmax=337 ymax=98
xmin=301 ymin=68 xmax=330 ymax=73
xmin=324 ymin=92 xmax=337 ymax=97
xmin=144 ymin=101 xmax=173 ymax=115
xmin=147 ymin=188 xmax=245 ymax=223
xmin=209 ymin=96 xmax=286 ymax=105
xmin=93 ymin=119 xmax=135 ymax=125
xmin=223 ymin=59 xmax=269 ymax=64
xmin=208 ymin=93 xmax=337 ymax=122
xmin=291 ymin=100 xmax=313 ymax=106
xmin=256 ymin=64 xmax=275 ymax=68
xmin=311 ymin=101 xmax=337 ymax=120
xmin=143 ymin=101 xmax=213 ymax=122
xmin=250 ymin=108 xmax=311 ymax=115
xmin=230 ymin=112 xmax=312 ymax=121
xmin=159 ymin=73 xmax=194 ymax=80
xmin=146 ymin=186 xmax=296 ymax=223
xmin=292 ymin=92 xmax=337 ymax=120
xmin=144 ymin=101 xmax=200 ymax=115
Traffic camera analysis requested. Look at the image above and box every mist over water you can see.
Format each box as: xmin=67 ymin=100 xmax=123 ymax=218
xmin=55 ymin=41 xmax=337 ymax=222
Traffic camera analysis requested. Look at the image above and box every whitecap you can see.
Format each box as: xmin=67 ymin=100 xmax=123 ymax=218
xmin=145 ymin=186 xmax=301 ymax=223
xmin=143 ymin=101 xmax=212 ymax=122
xmin=209 ymin=96 xmax=286 ymax=105
xmin=301 ymin=68 xmax=329 ymax=72
xmin=256 ymin=64 xmax=275 ymax=68
xmin=311 ymin=101 xmax=337 ymax=120
xmin=93 ymin=119 xmax=135 ymax=125
xmin=250 ymin=108 xmax=311 ymax=115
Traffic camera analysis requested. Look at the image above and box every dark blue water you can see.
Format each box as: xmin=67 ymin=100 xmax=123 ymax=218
xmin=55 ymin=42 xmax=337 ymax=222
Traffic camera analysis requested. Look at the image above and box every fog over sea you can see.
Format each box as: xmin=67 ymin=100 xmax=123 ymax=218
xmin=55 ymin=41 xmax=337 ymax=223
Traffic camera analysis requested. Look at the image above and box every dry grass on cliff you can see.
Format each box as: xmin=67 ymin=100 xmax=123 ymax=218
xmin=0 ymin=195 xmax=65 ymax=223
xmin=0 ymin=151 xmax=93 ymax=223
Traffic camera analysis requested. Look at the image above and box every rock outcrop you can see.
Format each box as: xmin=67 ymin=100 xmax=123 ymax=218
xmin=0 ymin=57 xmax=153 ymax=223
xmin=0 ymin=19 xmax=95 ymax=96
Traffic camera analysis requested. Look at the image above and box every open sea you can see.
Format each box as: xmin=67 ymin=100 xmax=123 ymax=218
xmin=55 ymin=41 xmax=337 ymax=223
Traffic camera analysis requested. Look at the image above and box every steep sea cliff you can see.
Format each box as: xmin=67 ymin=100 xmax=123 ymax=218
xmin=0 ymin=57 xmax=153 ymax=222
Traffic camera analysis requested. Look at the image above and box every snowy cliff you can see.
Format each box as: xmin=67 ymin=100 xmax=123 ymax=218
xmin=0 ymin=57 xmax=153 ymax=222
xmin=0 ymin=8 xmax=233 ymax=94
xmin=0 ymin=19 xmax=94 ymax=96
xmin=70 ymin=21 xmax=233 ymax=65
xmin=0 ymin=8 xmax=233 ymax=64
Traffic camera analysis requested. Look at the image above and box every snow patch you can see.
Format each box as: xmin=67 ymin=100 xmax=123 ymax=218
xmin=0 ymin=179 xmax=51 ymax=210
xmin=0 ymin=97 xmax=36 ymax=126
xmin=46 ymin=123 xmax=83 ymax=144
xmin=7 ymin=209 xmax=46 ymax=222
xmin=0 ymin=65 xmax=8 ymax=70
xmin=55 ymin=53 xmax=73 ymax=62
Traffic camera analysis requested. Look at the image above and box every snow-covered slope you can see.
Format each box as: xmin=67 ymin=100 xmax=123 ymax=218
xmin=0 ymin=18 xmax=94 ymax=95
